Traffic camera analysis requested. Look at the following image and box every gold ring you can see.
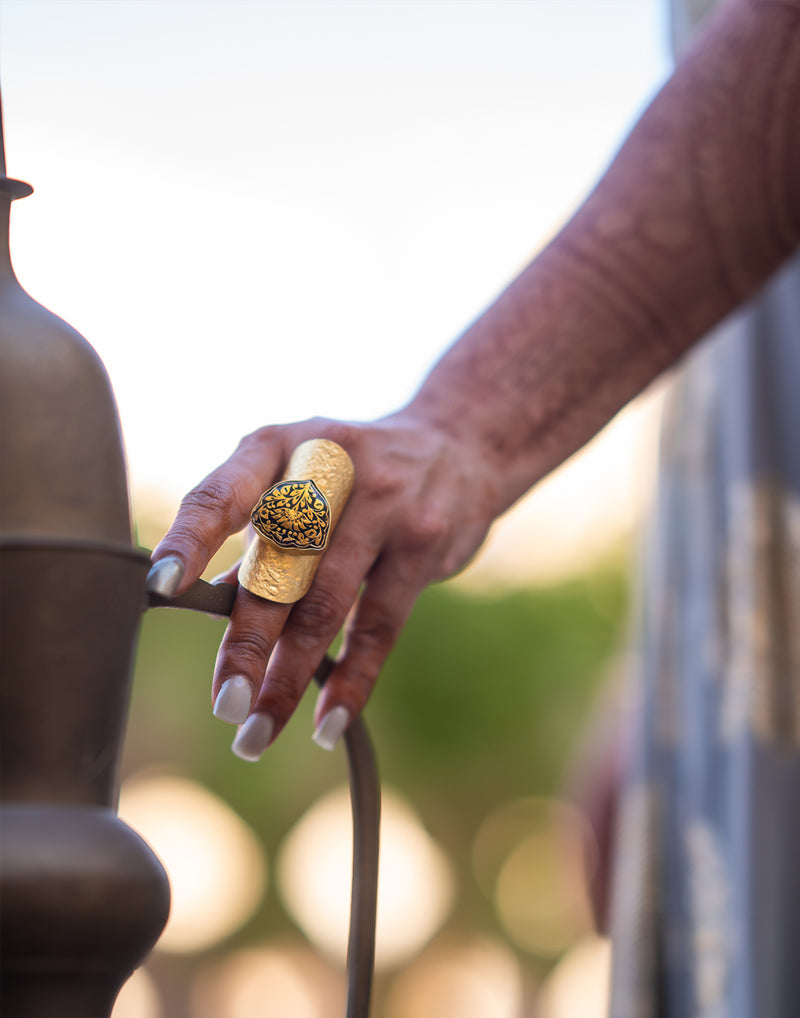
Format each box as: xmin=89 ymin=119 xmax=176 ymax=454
xmin=238 ymin=439 xmax=354 ymax=604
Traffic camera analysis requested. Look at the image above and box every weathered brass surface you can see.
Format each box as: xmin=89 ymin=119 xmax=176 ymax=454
xmin=0 ymin=100 xmax=169 ymax=1016
xmin=239 ymin=438 xmax=354 ymax=603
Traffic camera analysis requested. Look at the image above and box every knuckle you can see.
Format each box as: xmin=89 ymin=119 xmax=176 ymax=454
xmin=181 ymin=479 xmax=234 ymax=525
xmin=291 ymin=587 xmax=347 ymax=642
xmin=402 ymin=508 xmax=449 ymax=552
xmin=225 ymin=629 xmax=272 ymax=670
xmin=349 ymin=617 xmax=397 ymax=656
xmin=364 ymin=463 xmax=402 ymax=502
xmin=319 ymin=420 xmax=359 ymax=453
xmin=238 ymin=425 xmax=278 ymax=452
xmin=300 ymin=414 xmax=329 ymax=432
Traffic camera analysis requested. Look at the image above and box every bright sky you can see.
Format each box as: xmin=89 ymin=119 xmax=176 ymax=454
xmin=1 ymin=0 xmax=672 ymax=576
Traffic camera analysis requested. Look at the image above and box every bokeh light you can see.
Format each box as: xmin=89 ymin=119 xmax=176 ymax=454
xmin=384 ymin=938 xmax=526 ymax=1018
xmin=473 ymin=798 xmax=597 ymax=957
xmin=1 ymin=1 xmax=668 ymax=1013
xmin=537 ymin=935 xmax=612 ymax=1018
xmin=191 ymin=944 xmax=343 ymax=1018
xmin=111 ymin=968 xmax=161 ymax=1018
xmin=277 ymin=786 xmax=455 ymax=970
xmin=495 ymin=833 xmax=593 ymax=956
xmin=119 ymin=773 xmax=267 ymax=954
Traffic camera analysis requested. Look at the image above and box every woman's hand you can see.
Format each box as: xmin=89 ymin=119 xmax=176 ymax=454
xmin=147 ymin=411 xmax=503 ymax=759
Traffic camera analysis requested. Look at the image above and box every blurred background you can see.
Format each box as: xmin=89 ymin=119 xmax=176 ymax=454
xmin=1 ymin=1 xmax=672 ymax=1015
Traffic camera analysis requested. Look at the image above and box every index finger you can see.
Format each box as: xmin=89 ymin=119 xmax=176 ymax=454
xmin=147 ymin=427 xmax=288 ymax=595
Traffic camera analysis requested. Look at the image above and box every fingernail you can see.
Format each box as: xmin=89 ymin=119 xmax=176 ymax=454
xmin=146 ymin=555 xmax=184 ymax=598
xmin=312 ymin=706 xmax=350 ymax=751
xmin=213 ymin=676 xmax=252 ymax=724
xmin=232 ymin=713 xmax=275 ymax=762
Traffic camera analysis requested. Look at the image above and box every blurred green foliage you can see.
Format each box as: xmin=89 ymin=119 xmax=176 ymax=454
xmin=123 ymin=551 xmax=629 ymax=960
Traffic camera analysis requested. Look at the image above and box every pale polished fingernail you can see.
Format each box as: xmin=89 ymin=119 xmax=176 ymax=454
xmin=146 ymin=555 xmax=184 ymax=598
xmin=312 ymin=706 xmax=350 ymax=751
xmin=213 ymin=676 xmax=252 ymax=724
xmin=232 ymin=713 xmax=275 ymax=762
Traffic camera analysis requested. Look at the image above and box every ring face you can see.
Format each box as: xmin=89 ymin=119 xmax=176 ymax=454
xmin=250 ymin=479 xmax=331 ymax=551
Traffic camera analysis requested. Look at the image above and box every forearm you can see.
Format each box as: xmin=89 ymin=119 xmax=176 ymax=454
xmin=153 ymin=0 xmax=800 ymax=753
xmin=408 ymin=0 xmax=800 ymax=511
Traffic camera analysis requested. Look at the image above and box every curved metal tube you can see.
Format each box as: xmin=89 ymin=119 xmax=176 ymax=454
xmin=148 ymin=578 xmax=381 ymax=1018
xmin=316 ymin=656 xmax=380 ymax=1018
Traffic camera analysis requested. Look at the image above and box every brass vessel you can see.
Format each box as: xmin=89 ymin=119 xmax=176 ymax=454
xmin=0 ymin=101 xmax=170 ymax=1018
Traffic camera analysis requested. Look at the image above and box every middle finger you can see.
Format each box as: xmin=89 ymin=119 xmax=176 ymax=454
xmin=212 ymin=589 xmax=292 ymax=742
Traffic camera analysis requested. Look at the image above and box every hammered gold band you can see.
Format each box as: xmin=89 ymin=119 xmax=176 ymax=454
xmin=238 ymin=439 xmax=354 ymax=604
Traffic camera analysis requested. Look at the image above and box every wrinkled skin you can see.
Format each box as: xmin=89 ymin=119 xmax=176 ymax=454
xmin=153 ymin=411 xmax=505 ymax=743
xmin=152 ymin=0 xmax=800 ymax=753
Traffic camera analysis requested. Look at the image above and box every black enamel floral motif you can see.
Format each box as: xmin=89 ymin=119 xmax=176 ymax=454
xmin=250 ymin=479 xmax=330 ymax=551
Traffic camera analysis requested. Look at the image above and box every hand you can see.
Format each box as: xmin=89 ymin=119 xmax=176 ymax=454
xmin=147 ymin=412 xmax=502 ymax=759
